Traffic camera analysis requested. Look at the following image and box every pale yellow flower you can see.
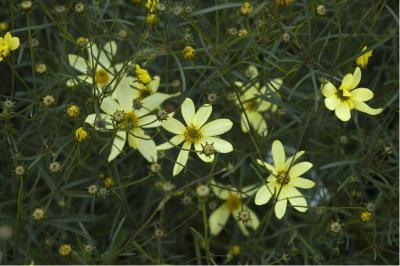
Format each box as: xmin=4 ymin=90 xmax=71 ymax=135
xmin=356 ymin=46 xmax=372 ymax=69
xmin=255 ymin=140 xmax=315 ymax=219
xmin=322 ymin=67 xmax=382 ymax=121
xmin=85 ymin=85 xmax=176 ymax=162
xmin=158 ymin=98 xmax=233 ymax=176
xmin=209 ymin=180 xmax=259 ymax=236
xmin=0 ymin=32 xmax=20 ymax=62
xmin=234 ymin=65 xmax=282 ymax=136
xmin=67 ymin=41 xmax=128 ymax=95
xmin=146 ymin=0 xmax=159 ymax=13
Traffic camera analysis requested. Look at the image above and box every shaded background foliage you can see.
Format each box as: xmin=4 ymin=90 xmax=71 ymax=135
xmin=0 ymin=0 xmax=398 ymax=264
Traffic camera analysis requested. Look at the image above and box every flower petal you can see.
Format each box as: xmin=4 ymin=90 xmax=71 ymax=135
xmin=149 ymin=76 xmax=160 ymax=93
xmin=108 ymin=131 xmax=126 ymax=162
xmin=181 ymin=98 xmax=196 ymax=125
xmin=334 ymin=101 xmax=351 ymax=121
xmin=248 ymin=112 xmax=268 ymax=136
xmin=325 ymin=96 xmax=340 ymax=111
xmin=288 ymin=162 xmax=313 ymax=178
xmin=100 ymin=97 xmax=120 ymax=115
xmin=340 ymin=73 xmax=353 ymax=91
xmin=284 ymin=151 xmax=305 ymax=170
xmin=161 ymin=117 xmax=186 ymax=134
xmin=139 ymin=92 xmax=179 ymax=116
xmin=255 ymin=184 xmax=274 ymax=205
xmin=173 ymin=142 xmax=191 ymax=176
xmin=4 ymin=32 xmax=20 ymax=50
xmin=139 ymin=115 xmax=161 ymax=128
xmin=68 ymin=54 xmax=87 ymax=73
xmin=240 ymin=112 xmax=251 ymax=133
xmin=209 ymin=205 xmax=230 ymax=236
xmin=133 ymin=129 xmax=158 ymax=162
xmin=321 ymin=82 xmax=337 ymax=97
xmin=272 ymin=140 xmax=286 ymax=171
xmin=286 ymin=186 xmax=308 ymax=212
xmin=203 ymin=136 xmax=233 ymax=153
xmin=274 ymin=194 xmax=288 ymax=219
xmin=195 ymin=142 xmax=214 ymax=162
xmin=291 ymin=177 xmax=315 ymax=189
xmin=353 ymin=100 xmax=383 ymax=115
xmin=103 ymin=41 xmax=118 ymax=57
xmin=201 ymin=119 xmax=233 ymax=136
xmin=256 ymin=159 xmax=275 ymax=172
xmin=351 ymin=67 xmax=361 ymax=90
xmin=351 ymin=88 xmax=374 ymax=101
xmin=210 ymin=180 xmax=231 ymax=200
xmin=157 ymin=134 xmax=184 ymax=150
xmin=192 ymin=104 xmax=212 ymax=127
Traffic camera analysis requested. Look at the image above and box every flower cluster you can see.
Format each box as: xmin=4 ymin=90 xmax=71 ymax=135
xmin=0 ymin=32 xmax=19 ymax=62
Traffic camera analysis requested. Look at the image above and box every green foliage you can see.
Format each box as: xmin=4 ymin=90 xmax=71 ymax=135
xmin=0 ymin=0 xmax=398 ymax=264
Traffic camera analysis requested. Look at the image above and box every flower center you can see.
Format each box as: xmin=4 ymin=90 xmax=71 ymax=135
xmin=336 ymin=89 xmax=350 ymax=101
xmin=244 ymin=99 xmax=258 ymax=111
xmin=95 ymin=68 xmax=110 ymax=86
xmin=225 ymin=194 xmax=241 ymax=211
xmin=183 ymin=125 xmax=203 ymax=144
xmin=276 ymin=171 xmax=290 ymax=185
xmin=119 ymin=111 xmax=139 ymax=130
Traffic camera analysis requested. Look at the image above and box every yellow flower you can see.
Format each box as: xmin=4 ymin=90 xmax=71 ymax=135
xmin=146 ymin=14 xmax=158 ymax=26
xmin=75 ymin=127 xmax=88 ymax=142
xmin=32 ymin=208 xmax=45 ymax=221
xmin=67 ymin=105 xmax=80 ymax=118
xmin=238 ymin=28 xmax=248 ymax=38
xmin=235 ymin=65 xmax=282 ymax=136
xmin=230 ymin=245 xmax=241 ymax=256
xmin=0 ymin=32 xmax=20 ymax=62
xmin=276 ymin=0 xmax=294 ymax=7
xmin=356 ymin=46 xmax=373 ymax=69
xmin=360 ymin=211 xmax=372 ymax=222
xmin=75 ymin=36 xmax=88 ymax=47
xmin=84 ymin=83 xmax=177 ymax=162
xmin=0 ymin=22 xmax=8 ymax=31
xmin=209 ymin=180 xmax=259 ymax=236
xmin=135 ymin=64 xmax=152 ymax=85
xmin=321 ymin=67 xmax=382 ymax=121
xmin=146 ymin=0 xmax=159 ymax=13
xmin=59 ymin=244 xmax=72 ymax=256
xmin=240 ymin=2 xmax=253 ymax=16
xmin=182 ymin=46 xmax=195 ymax=60
xmin=67 ymin=41 xmax=126 ymax=95
xmin=158 ymin=98 xmax=233 ymax=176
xmin=104 ymin=177 xmax=114 ymax=187
xmin=255 ymin=140 xmax=315 ymax=219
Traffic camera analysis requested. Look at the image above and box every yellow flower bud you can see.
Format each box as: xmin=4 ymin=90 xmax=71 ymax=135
xmin=135 ymin=64 xmax=152 ymax=84
xmin=240 ymin=2 xmax=253 ymax=16
xmin=276 ymin=0 xmax=294 ymax=7
xmin=75 ymin=127 xmax=88 ymax=142
xmin=146 ymin=14 xmax=158 ymax=26
xmin=230 ymin=245 xmax=241 ymax=256
xmin=59 ymin=244 xmax=72 ymax=256
xmin=146 ymin=0 xmax=159 ymax=13
xmin=360 ymin=211 xmax=372 ymax=222
xmin=182 ymin=46 xmax=195 ymax=60
xmin=104 ymin=177 xmax=114 ymax=187
xmin=32 ymin=208 xmax=45 ymax=221
xmin=67 ymin=105 xmax=80 ymax=118
xmin=0 ymin=22 xmax=8 ymax=31
xmin=356 ymin=46 xmax=373 ymax=69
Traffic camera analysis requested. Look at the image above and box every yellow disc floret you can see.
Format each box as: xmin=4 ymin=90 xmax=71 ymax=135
xmin=95 ymin=68 xmax=110 ymax=86
xmin=75 ymin=127 xmax=88 ymax=142
xmin=225 ymin=194 xmax=241 ymax=211
xmin=183 ymin=125 xmax=203 ymax=144
xmin=135 ymin=64 xmax=152 ymax=85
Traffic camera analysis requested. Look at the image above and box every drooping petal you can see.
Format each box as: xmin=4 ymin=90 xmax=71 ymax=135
xmin=201 ymin=119 xmax=233 ymax=136
xmin=272 ymin=140 xmax=286 ymax=171
xmin=203 ymin=136 xmax=233 ymax=153
xmin=290 ymin=177 xmax=315 ymax=189
xmin=256 ymin=159 xmax=275 ymax=172
xmin=288 ymin=162 xmax=313 ymax=178
xmin=181 ymin=98 xmax=196 ymax=125
xmin=240 ymin=112 xmax=251 ymax=133
xmin=173 ymin=142 xmax=191 ymax=176
xmin=350 ymin=67 xmax=361 ymax=90
xmin=133 ymin=129 xmax=158 ymax=162
xmin=85 ymin=113 xmax=113 ymax=130
xmin=157 ymin=134 xmax=185 ymax=150
xmin=325 ymin=96 xmax=340 ymax=111
xmin=254 ymin=184 xmax=274 ymax=205
xmin=194 ymin=142 xmax=215 ymax=162
xmin=108 ymin=131 xmax=126 ymax=162
xmin=286 ymin=186 xmax=308 ymax=212
xmin=248 ymin=112 xmax=268 ymax=136
xmin=353 ymin=100 xmax=383 ymax=115
xmin=209 ymin=205 xmax=230 ymax=236
xmin=192 ymin=104 xmax=212 ymax=127
xmin=334 ymin=101 xmax=351 ymax=121
xmin=68 ymin=54 xmax=88 ymax=73
xmin=350 ymin=88 xmax=374 ymax=101
xmin=274 ymin=195 xmax=288 ymax=219
xmin=321 ymin=82 xmax=337 ymax=97
xmin=161 ymin=117 xmax=186 ymax=134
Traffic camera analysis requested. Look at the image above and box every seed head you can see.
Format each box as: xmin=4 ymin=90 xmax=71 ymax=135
xmin=316 ymin=4 xmax=326 ymax=16
xmin=30 ymin=38 xmax=40 ymax=48
xmin=150 ymin=162 xmax=162 ymax=173
xmin=88 ymin=184 xmax=98 ymax=195
xmin=156 ymin=109 xmax=169 ymax=121
xmin=14 ymin=165 xmax=26 ymax=176
xmin=237 ymin=209 xmax=251 ymax=224
xmin=282 ymin=32 xmax=290 ymax=43
xmin=49 ymin=161 xmax=62 ymax=173
xmin=202 ymin=143 xmax=215 ymax=157
xmin=32 ymin=208 xmax=45 ymax=221
xmin=113 ymin=110 xmax=125 ymax=122
xmin=207 ymin=93 xmax=217 ymax=104
xmin=196 ymin=184 xmax=210 ymax=197
xmin=75 ymin=2 xmax=85 ymax=13
xmin=118 ymin=29 xmax=128 ymax=38
xmin=182 ymin=194 xmax=193 ymax=205
xmin=35 ymin=63 xmax=47 ymax=74
xmin=84 ymin=244 xmax=95 ymax=254
xmin=20 ymin=1 xmax=33 ymax=12
xmin=238 ymin=28 xmax=248 ymax=38
xmin=42 ymin=95 xmax=56 ymax=106
xmin=329 ymin=220 xmax=342 ymax=234
xmin=133 ymin=99 xmax=143 ymax=110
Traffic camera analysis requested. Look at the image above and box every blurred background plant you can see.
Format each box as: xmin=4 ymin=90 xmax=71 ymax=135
xmin=0 ymin=0 xmax=398 ymax=264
